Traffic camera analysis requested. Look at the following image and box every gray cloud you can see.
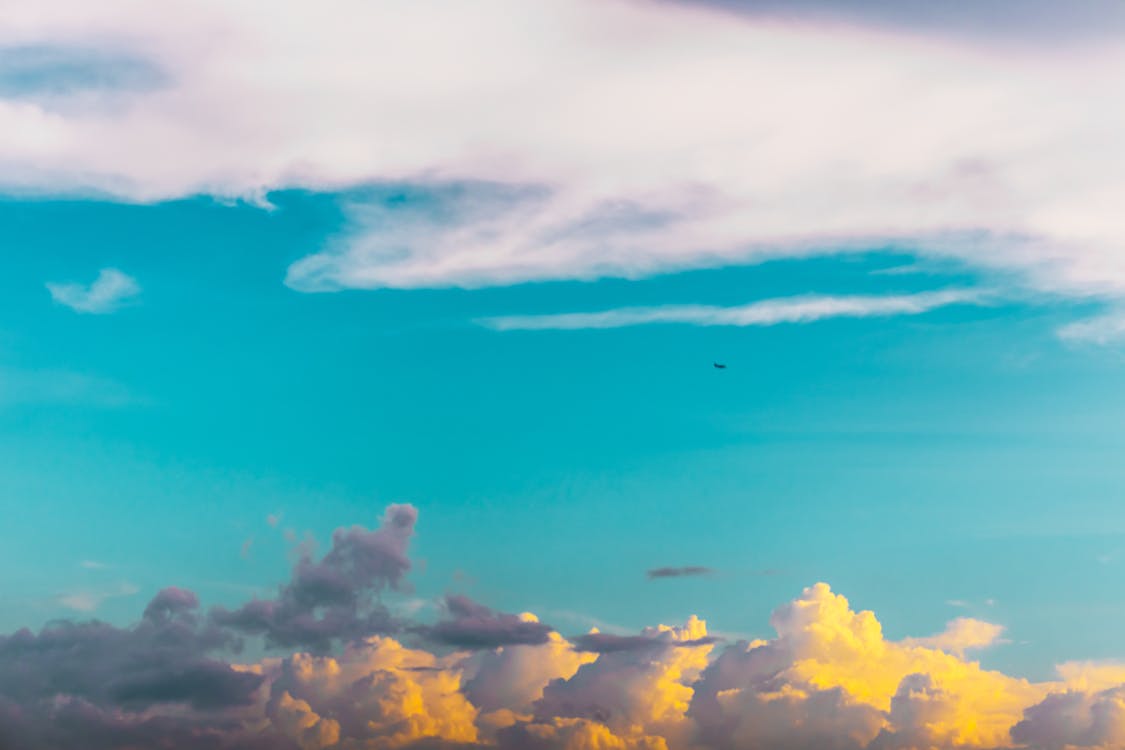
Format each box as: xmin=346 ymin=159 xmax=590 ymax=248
xmin=420 ymin=594 xmax=554 ymax=650
xmin=0 ymin=586 xmax=269 ymax=749
xmin=647 ymin=566 xmax=715 ymax=580
xmin=211 ymin=504 xmax=417 ymax=652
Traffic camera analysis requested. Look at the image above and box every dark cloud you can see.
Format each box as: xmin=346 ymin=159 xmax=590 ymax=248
xmin=211 ymin=503 xmax=417 ymax=652
xmin=420 ymin=594 xmax=554 ymax=649
xmin=0 ymin=696 xmax=296 ymax=750
xmin=647 ymin=565 xmax=714 ymax=579
xmin=678 ymin=0 xmax=1125 ymax=42
xmin=0 ymin=587 xmax=270 ymax=750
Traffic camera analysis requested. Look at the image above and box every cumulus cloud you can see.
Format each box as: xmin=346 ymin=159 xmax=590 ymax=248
xmin=10 ymin=507 xmax=1125 ymax=749
xmin=2 ymin=0 xmax=1125 ymax=325
xmin=46 ymin=267 xmax=140 ymax=314
xmin=264 ymin=636 xmax=481 ymax=750
xmin=464 ymin=631 xmax=595 ymax=715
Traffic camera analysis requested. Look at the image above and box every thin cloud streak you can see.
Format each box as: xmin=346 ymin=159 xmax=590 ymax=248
xmin=479 ymin=289 xmax=979 ymax=332
xmin=647 ymin=566 xmax=715 ymax=579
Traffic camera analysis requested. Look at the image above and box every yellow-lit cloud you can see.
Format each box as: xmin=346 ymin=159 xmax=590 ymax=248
xmin=13 ymin=576 xmax=1125 ymax=749
xmin=230 ymin=583 xmax=1101 ymax=749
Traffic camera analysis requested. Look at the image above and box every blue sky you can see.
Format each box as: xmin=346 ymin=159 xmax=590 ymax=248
xmin=6 ymin=2 xmax=1125 ymax=748
xmin=5 ymin=190 xmax=1125 ymax=683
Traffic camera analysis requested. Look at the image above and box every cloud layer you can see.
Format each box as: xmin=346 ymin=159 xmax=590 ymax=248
xmin=5 ymin=504 xmax=1125 ymax=749
xmin=2 ymin=0 xmax=1125 ymax=318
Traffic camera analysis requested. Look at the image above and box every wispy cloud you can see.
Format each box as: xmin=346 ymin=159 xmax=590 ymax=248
xmin=55 ymin=582 xmax=139 ymax=613
xmin=46 ymin=267 xmax=140 ymax=314
xmin=1058 ymin=313 xmax=1125 ymax=345
xmin=479 ymin=289 xmax=978 ymax=332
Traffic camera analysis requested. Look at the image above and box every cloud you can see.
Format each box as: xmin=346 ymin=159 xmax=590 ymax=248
xmin=0 ymin=586 xmax=265 ymax=749
xmin=211 ymin=504 xmax=417 ymax=653
xmin=569 ymin=631 xmax=721 ymax=654
xmin=264 ymin=636 xmax=481 ymax=750
xmin=464 ymin=632 xmax=595 ymax=715
xmin=3 ymin=0 xmax=1125 ymax=316
xmin=647 ymin=566 xmax=714 ymax=580
xmin=903 ymin=616 xmax=1007 ymax=657
xmin=12 ymin=506 xmax=1125 ymax=749
xmin=46 ymin=267 xmax=140 ymax=314
xmin=479 ymin=290 xmax=978 ymax=332
xmin=421 ymin=595 xmax=554 ymax=650
xmin=1058 ymin=313 xmax=1125 ymax=345
xmin=56 ymin=581 xmax=139 ymax=613
xmin=688 ymin=583 xmax=1042 ymax=750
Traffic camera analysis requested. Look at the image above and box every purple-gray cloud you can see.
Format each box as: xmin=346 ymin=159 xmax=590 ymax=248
xmin=421 ymin=594 xmax=554 ymax=650
xmin=647 ymin=565 xmax=714 ymax=579
xmin=211 ymin=504 xmax=416 ymax=652
xmin=0 ymin=586 xmax=271 ymax=750
xmin=569 ymin=632 xmax=721 ymax=654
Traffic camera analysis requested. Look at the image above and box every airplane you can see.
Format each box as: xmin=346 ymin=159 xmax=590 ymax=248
xmin=713 ymin=362 xmax=727 ymax=369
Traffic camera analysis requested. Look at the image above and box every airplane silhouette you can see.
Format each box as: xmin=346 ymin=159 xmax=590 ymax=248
xmin=713 ymin=363 xmax=727 ymax=369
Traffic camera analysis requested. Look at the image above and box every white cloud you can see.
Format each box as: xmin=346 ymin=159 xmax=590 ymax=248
xmin=0 ymin=0 xmax=1122 ymax=310
xmin=46 ymin=267 xmax=139 ymax=314
xmin=478 ymin=289 xmax=977 ymax=331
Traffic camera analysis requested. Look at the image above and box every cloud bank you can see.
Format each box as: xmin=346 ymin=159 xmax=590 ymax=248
xmin=2 ymin=0 xmax=1125 ymax=318
xmin=5 ymin=504 xmax=1125 ymax=749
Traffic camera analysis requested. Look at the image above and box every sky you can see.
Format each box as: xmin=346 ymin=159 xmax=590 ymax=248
xmin=4 ymin=2 xmax=1125 ymax=749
